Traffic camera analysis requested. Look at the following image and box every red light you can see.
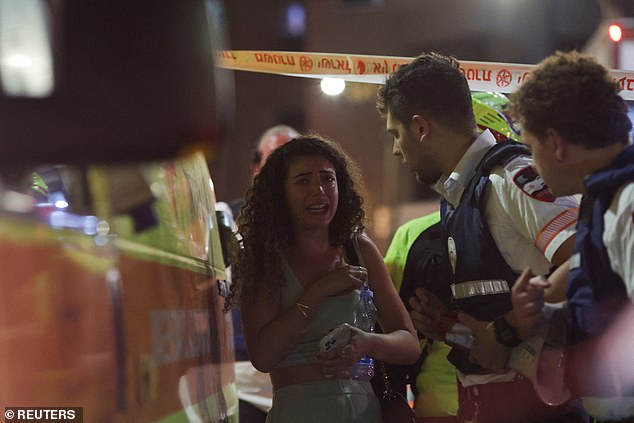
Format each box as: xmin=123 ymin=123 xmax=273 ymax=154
xmin=609 ymin=24 xmax=623 ymax=43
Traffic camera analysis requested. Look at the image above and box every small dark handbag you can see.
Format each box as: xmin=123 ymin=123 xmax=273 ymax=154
xmin=376 ymin=360 xmax=417 ymax=423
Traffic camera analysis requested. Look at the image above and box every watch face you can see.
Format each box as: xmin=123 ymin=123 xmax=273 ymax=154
xmin=494 ymin=316 xmax=521 ymax=347
xmin=500 ymin=328 xmax=514 ymax=343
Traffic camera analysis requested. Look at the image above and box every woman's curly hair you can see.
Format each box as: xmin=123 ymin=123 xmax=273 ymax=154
xmin=226 ymin=134 xmax=366 ymax=308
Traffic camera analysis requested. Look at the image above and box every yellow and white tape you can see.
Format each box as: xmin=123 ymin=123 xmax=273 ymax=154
xmin=217 ymin=50 xmax=634 ymax=100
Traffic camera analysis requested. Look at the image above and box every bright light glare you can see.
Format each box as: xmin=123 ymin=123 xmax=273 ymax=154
xmin=320 ymin=78 xmax=345 ymax=96
xmin=285 ymin=3 xmax=306 ymax=37
xmin=54 ymin=200 xmax=69 ymax=209
xmin=3 ymin=53 xmax=34 ymax=68
xmin=609 ymin=24 xmax=623 ymax=43
xmin=0 ymin=0 xmax=54 ymax=97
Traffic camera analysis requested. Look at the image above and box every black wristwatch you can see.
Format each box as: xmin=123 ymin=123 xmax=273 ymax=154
xmin=493 ymin=316 xmax=522 ymax=347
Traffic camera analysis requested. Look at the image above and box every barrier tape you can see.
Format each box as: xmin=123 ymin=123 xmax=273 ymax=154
xmin=217 ymin=50 xmax=634 ymax=100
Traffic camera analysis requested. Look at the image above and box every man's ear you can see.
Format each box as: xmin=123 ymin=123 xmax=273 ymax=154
xmin=545 ymin=128 xmax=566 ymax=161
xmin=412 ymin=115 xmax=430 ymax=143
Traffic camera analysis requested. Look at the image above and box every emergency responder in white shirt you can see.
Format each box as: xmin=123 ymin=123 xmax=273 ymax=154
xmin=377 ymin=52 xmax=586 ymax=422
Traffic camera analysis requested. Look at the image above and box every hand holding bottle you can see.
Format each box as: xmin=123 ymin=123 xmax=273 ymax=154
xmin=349 ymin=284 xmax=377 ymax=380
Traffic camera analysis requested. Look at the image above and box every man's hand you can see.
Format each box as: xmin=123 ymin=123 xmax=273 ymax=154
xmin=408 ymin=287 xmax=449 ymax=340
xmin=458 ymin=313 xmax=510 ymax=371
xmin=511 ymin=267 xmax=549 ymax=332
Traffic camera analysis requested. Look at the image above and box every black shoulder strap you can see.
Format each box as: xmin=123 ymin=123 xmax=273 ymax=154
xmin=344 ymin=233 xmax=364 ymax=267
xmin=469 ymin=141 xmax=530 ymax=206
xmin=478 ymin=141 xmax=529 ymax=175
xmin=442 ymin=142 xmax=529 ymax=215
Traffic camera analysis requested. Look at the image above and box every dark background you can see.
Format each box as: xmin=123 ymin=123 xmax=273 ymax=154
xmin=211 ymin=0 xmax=634 ymax=251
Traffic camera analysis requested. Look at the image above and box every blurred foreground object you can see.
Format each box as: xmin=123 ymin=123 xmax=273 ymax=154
xmin=0 ymin=0 xmax=233 ymax=166
xmin=0 ymin=1 xmax=238 ymax=421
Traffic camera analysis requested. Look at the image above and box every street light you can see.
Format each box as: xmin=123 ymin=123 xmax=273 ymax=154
xmin=609 ymin=24 xmax=623 ymax=43
xmin=320 ymin=77 xmax=345 ymax=96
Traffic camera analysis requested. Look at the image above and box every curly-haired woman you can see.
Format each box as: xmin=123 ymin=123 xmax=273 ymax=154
xmin=228 ymin=134 xmax=420 ymax=422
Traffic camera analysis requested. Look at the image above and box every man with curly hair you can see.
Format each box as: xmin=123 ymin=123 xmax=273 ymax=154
xmin=509 ymin=50 xmax=634 ymax=422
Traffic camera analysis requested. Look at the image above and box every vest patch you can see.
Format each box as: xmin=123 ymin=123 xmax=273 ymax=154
xmin=447 ymin=236 xmax=457 ymax=276
xmin=570 ymin=252 xmax=580 ymax=270
xmin=513 ymin=166 xmax=556 ymax=202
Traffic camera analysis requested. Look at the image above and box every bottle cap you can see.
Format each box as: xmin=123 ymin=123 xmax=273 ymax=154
xmin=360 ymin=285 xmax=373 ymax=298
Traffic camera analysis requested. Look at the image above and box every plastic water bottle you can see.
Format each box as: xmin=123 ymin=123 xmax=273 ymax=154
xmin=349 ymin=284 xmax=377 ymax=380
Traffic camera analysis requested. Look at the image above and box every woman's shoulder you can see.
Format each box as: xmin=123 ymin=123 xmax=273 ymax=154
xmin=355 ymin=232 xmax=381 ymax=261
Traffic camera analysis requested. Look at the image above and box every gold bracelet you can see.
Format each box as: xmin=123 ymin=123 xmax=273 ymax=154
xmin=295 ymin=302 xmax=311 ymax=319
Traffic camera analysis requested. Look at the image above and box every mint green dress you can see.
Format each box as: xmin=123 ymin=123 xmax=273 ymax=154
xmin=265 ymin=261 xmax=382 ymax=423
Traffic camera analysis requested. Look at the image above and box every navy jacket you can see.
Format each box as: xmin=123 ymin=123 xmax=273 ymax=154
xmin=567 ymin=144 xmax=634 ymax=344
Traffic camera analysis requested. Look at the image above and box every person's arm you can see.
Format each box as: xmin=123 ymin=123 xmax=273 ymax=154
xmin=510 ymin=267 xmax=550 ymax=333
xmin=488 ymin=161 xmax=578 ymax=335
xmin=242 ymin=262 xmax=365 ymax=372
xmin=491 ymin=158 xmax=578 ymax=271
xmin=549 ymin=235 xmax=575 ymax=267
xmin=457 ymin=267 xmax=556 ymax=372
xmin=408 ymin=287 xmax=449 ymax=341
xmin=543 ymin=260 xmax=570 ymax=303
xmin=451 ymin=163 xmax=576 ymax=368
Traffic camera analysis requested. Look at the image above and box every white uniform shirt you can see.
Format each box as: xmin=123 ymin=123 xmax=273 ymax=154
xmin=604 ymin=181 xmax=634 ymax=297
xmin=435 ymin=130 xmax=578 ymax=276
xmin=584 ymin=181 xmax=634 ymax=420
xmin=434 ymin=130 xmax=579 ymax=387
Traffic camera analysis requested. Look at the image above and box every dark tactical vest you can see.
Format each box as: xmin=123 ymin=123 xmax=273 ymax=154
xmin=441 ymin=142 xmax=529 ymax=374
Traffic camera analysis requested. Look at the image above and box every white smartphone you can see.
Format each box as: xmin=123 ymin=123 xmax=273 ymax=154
xmin=319 ymin=323 xmax=352 ymax=352
xmin=445 ymin=322 xmax=475 ymax=349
